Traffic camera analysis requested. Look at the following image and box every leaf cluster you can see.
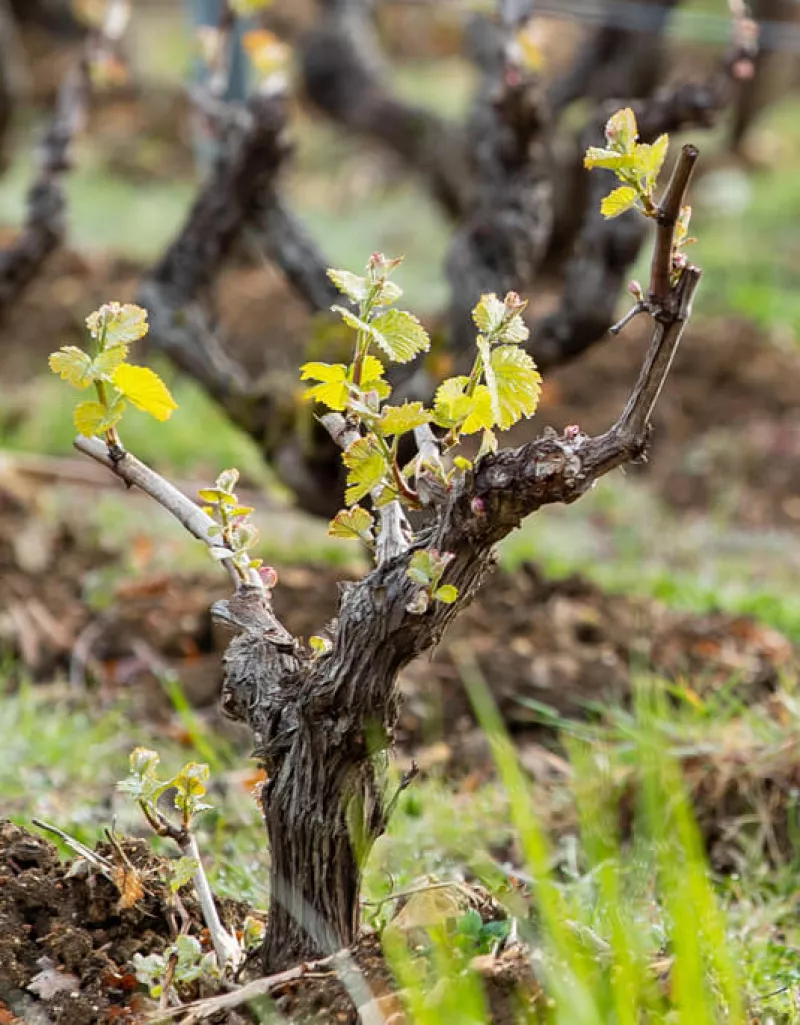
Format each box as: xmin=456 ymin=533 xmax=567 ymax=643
xmin=117 ymin=747 xmax=213 ymax=832
xmin=300 ymin=253 xmax=543 ymax=605
xmin=133 ymin=934 xmax=216 ymax=1000
xmin=48 ymin=302 xmax=177 ymax=443
xmin=199 ymin=467 xmax=276 ymax=585
xmin=584 ymin=108 xmax=669 ymax=220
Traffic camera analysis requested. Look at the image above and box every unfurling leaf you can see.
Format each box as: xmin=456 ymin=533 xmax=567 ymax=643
xmin=472 ymin=294 xmax=508 ymax=336
xmin=636 ymin=134 xmax=669 ymax=187
xmin=486 ymin=346 xmax=542 ymax=429
xmin=583 ymin=148 xmax=637 ymax=172
xmin=86 ymin=303 xmax=148 ymax=346
xmin=111 ymin=364 xmax=177 ymax=421
xmin=434 ymin=584 xmax=458 ymax=604
xmin=600 ymin=185 xmax=638 ymax=219
xmin=216 ymin=468 xmax=239 ymax=493
xmin=407 ymin=548 xmax=454 ymax=588
xmin=674 ymin=205 xmax=693 ymax=248
xmin=328 ymin=506 xmax=375 ymax=542
xmin=407 ymin=549 xmax=437 ymax=586
xmin=432 ymin=376 xmax=474 ymax=429
xmin=605 ymin=107 xmax=638 ymax=152
xmin=130 ymin=747 xmax=160 ymax=775
xmin=378 ymin=402 xmax=430 ymax=437
xmin=48 ymin=347 xmax=94 ymax=389
xmin=309 ymin=635 xmax=333 ymax=655
xmin=343 ymin=435 xmax=388 ymax=505
xmin=368 ymin=309 xmax=430 ymax=364
xmin=432 ymin=378 xmax=493 ymax=435
xmin=300 ymin=362 xmax=349 ymax=410
xmin=327 ymin=268 xmax=368 ymax=304
xmin=74 ymin=398 xmax=125 ymax=437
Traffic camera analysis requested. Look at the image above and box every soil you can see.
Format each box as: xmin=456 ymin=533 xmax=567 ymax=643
xmin=0 ymin=477 xmax=795 ymax=757
xmin=0 ymin=819 xmax=539 ymax=1025
xmin=0 ymin=820 xmax=252 ymax=1025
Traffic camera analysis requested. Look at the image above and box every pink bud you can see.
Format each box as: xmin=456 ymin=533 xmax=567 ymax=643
xmin=563 ymin=424 xmax=581 ymax=440
xmin=260 ymin=566 xmax=278 ymax=589
xmin=627 ymin=279 xmax=643 ymax=300
xmin=471 ymin=496 xmax=486 ymax=516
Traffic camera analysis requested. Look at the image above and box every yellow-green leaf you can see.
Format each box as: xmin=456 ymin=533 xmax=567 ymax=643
xmin=74 ymin=398 xmax=125 ymax=437
xmin=636 ymin=134 xmax=669 ymax=187
xmin=583 ymin=147 xmax=637 ymax=172
xmin=328 ymin=506 xmax=375 ymax=541
xmin=462 ymin=385 xmax=495 ymax=434
xmin=48 ymin=346 xmax=94 ymax=389
xmin=435 ymin=584 xmax=458 ymax=604
xmin=487 ymin=345 xmax=542 ymax=429
xmin=369 ymin=309 xmax=430 ymax=364
xmin=300 ymin=361 xmax=349 ymax=410
xmin=342 ymin=436 xmax=388 ymax=505
xmin=600 ymin=185 xmax=638 ymax=219
xmin=111 ymin=364 xmax=178 ymax=422
xmin=432 ymin=376 xmax=470 ymax=428
xmin=378 ymin=401 xmax=430 ymax=437
xmin=360 ymin=354 xmax=392 ymax=401
xmin=86 ymin=302 xmax=148 ymax=346
xmin=92 ymin=345 xmax=129 ymax=379
xmin=472 ymin=294 xmax=507 ymax=336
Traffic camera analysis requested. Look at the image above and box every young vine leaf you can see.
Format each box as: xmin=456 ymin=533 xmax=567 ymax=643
xmin=48 ymin=302 xmax=177 ymax=441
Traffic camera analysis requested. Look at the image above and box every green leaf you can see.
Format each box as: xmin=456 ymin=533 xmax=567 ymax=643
xmin=636 ymin=134 xmax=669 ymax=187
xmin=111 ymin=364 xmax=177 ymax=421
xmin=583 ymin=148 xmax=637 ymax=172
xmin=605 ymin=107 xmax=638 ymax=151
xmin=328 ymin=506 xmax=375 ymax=541
xmin=369 ymin=309 xmax=431 ymax=364
xmin=432 ymin=376 xmax=473 ymax=429
xmin=86 ymin=302 xmax=148 ymax=345
xmin=378 ymin=402 xmax=430 ymax=437
xmin=360 ymin=354 xmax=392 ymax=400
xmin=434 ymin=584 xmax=458 ymax=604
xmin=169 ymin=856 xmax=198 ymax=893
xmin=472 ymin=294 xmax=507 ymax=336
xmin=92 ymin=345 xmax=129 ymax=379
xmin=407 ymin=549 xmax=437 ymax=586
xmin=600 ymin=185 xmax=638 ymax=219
xmin=342 ymin=436 xmax=388 ymax=505
xmin=309 ymin=635 xmax=332 ymax=655
xmin=73 ymin=398 xmax=125 ymax=437
xmin=327 ymin=269 xmax=368 ymax=304
xmin=300 ymin=361 xmax=349 ymax=411
xmin=487 ymin=345 xmax=542 ymax=429
xmin=462 ymin=385 xmax=495 ymax=435
xmin=48 ymin=347 xmax=94 ymax=389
